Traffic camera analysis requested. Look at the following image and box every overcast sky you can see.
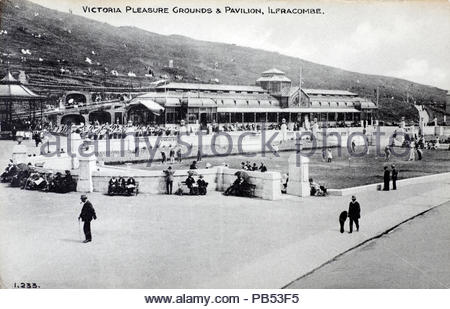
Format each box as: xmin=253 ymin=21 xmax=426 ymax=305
xmin=29 ymin=0 xmax=450 ymax=90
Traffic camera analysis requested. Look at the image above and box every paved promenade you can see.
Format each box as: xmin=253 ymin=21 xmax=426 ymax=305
xmin=1 ymin=168 xmax=449 ymax=288
xmin=287 ymin=201 xmax=450 ymax=288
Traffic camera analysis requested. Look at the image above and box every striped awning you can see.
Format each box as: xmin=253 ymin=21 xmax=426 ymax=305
xmin=361 ymin=101 xmax=377 ymax=109
xmin=187 ymin=97 xmax=216 ymax=107
xmin=165 ymin=97 xmax=181 ymax=107
xmin=281 ymin=107 xmax=360 ymax=113
xmin=217 ymin=107 xmax=361 ymax=113
xmin=127 ymin=98 xmax=165 ymax=115
xmin=217 ymin=107 xmax=281 ymax=113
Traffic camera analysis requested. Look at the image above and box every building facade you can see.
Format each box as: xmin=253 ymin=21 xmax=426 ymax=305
xmin=48 ymin=68 xmax=377 ymax=128
xmin=126 ymin=68 xmax=377 ymax=128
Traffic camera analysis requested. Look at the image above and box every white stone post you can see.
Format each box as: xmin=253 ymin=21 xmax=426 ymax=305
xmin=261 ymin=172 xmax=282 ymax=200
xmin=419 ymin=117 xmax=425 ymax=136
xmin=12 ymin=143 xmax=28 ymax=164
xmin=125 ymin=130 xmax=136 ymax=152
xmin=287 ymin=153 xmax=310 ymax=197
xmin=77 ymin=156 xmax=97 ymax=192
xmin=215 ymin=166 xmax=226 ymax=191
xmin=68 ymin=132 xmax=83 ymax=157
xmin=435 ymin=126 xmax=443 ymax=137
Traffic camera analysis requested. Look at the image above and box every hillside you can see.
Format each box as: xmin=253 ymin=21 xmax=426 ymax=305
xmin=0 ymin=0 xmax=447 ymax=121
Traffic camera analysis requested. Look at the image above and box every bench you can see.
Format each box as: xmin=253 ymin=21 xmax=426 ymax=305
xmin=242 ymin=183 xmax=256 ymax=197
xmin=107 ymin=181 xmax=139 ymax=196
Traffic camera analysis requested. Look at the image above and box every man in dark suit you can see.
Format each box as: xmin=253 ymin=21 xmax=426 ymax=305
xmin=78 ymin=195 xmax=97 ymax=243
xmin=163 ymin=166 xmax=175 ymax=194
xmin=383 ymin=166 xmax=390 ymax=191
xmin=391 ymin=164 xmax=398 ymax=190
xmin=348 ymin=195 xmax=361 ymax=233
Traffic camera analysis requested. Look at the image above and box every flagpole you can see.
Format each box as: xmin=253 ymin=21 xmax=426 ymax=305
xmin=376 ymin=86 xmax=379 ymax=107
xmin=299 ymin=65 xmax=302 ymax=93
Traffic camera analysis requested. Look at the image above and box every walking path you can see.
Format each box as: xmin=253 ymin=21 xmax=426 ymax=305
xmin=1 ymin=173 xmax=449 ymax=288
xmin=287 ymin=201 xmax=450 ymax=288
xmin=205 ymin=182 xmax=450 ymax=288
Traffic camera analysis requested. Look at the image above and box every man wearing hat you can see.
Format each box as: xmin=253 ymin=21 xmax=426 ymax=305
xmin=78 ymin=195 xmax=97 ymax=243
xmin=383 ymin=166 xmax=390 ymax=191
xmin=348 ymin=195 xmax=361 ymax=233
xmin=391 ymin=164 xmax=398 ymax=190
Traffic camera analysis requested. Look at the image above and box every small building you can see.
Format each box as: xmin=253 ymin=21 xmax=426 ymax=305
xmin=0 ymin=71 xmax=45 ymax=132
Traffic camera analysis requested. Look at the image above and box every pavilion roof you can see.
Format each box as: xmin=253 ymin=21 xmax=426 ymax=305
xmin=0 ymin=72 xmax=44 ymax=99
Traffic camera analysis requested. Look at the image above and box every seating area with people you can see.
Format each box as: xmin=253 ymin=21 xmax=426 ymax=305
xmin=309 ymin=178 xmax=327 ymax=196
xmin=176 ymin=170 xmax=208 ymax=195
xmin=50 ymin=122 xmax=180 ymax=139
xmin=1 ymin=162 xmax=77 ymax=193
xmin=239 ymin=161 xmax=267 ymax=172
xmin=223 ymin=171 xmax=256 ymax=198
xmin=107 ymin=176 xmax=139 ymax=196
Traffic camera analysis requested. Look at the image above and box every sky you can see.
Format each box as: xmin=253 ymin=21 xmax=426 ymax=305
xmin=28 ymin=0 xmax=450 ymax=90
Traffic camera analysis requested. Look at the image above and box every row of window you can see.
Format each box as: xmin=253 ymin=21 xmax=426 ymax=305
xmin=170 ymin=89 xmax=264 ymax=94
xmin=315 ymin=101 xmax=354 ymax=107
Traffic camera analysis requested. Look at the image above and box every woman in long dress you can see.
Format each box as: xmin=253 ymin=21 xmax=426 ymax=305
xmin=408 ymin=141 xmax=415 ymax=161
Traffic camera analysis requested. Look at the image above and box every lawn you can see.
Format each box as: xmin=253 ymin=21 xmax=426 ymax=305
xmin=130 ymin=146 xmax=450 ymax=189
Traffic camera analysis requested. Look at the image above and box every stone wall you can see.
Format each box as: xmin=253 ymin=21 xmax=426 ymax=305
xmin=90 ymin=165 xmax=282 ymax=200
xmin=215 ymin=167 xmax=282 ymax=200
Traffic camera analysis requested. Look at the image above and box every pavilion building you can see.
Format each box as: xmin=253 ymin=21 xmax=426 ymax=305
xmin=126 ymin=68 xmax=377 ymax=128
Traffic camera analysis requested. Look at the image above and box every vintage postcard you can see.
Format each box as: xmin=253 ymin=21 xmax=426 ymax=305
xmin=0 ymin=0 xmax=449 ymax=296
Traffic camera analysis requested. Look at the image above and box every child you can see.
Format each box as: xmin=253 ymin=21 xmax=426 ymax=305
xmin=197 ymin=175 xmax=208 ymax=195
xmin=339 ymin=211 xmax=348 ymax=233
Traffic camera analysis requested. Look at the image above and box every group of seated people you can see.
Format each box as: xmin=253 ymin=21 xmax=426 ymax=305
xmin=179 ymin=171 xmax=208 ymax=195
xmin=107 ymin=176 xmax=138 ymax=195
xmin=240 ymin=161 xmax=267 ymax=172
xmin=50 ymin=122 xmax=181 ymax=139
xmin=309 ymin=178 xmax=327 ymax=196
xmin=223 ymin=171 xmax=255 ymax=197
xmin=1 ymin=163 xmax=77 ymax=193
xmin=221 ymin=122 xmax=296 ymax=132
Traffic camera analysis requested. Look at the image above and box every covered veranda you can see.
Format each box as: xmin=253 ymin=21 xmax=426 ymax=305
xmin=216 ymin=107 xmax=362 ymax=127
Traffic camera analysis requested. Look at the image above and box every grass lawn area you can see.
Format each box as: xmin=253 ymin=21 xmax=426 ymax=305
xmin=130 ymin=146 xmax=450 ymax=189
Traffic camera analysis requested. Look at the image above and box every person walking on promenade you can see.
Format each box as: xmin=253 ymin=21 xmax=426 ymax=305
xmin=78 ymin=195 xmax=97 ymax=243
xmin=383 ymin=166 xmax=390 ymax=191
xmin=176 ymin=148 xmax=182 ymax=163
xmin=348 ymin=195 xmax=360 ymax=233
xmin=169 ymin=148 xmax=175 ymax=164
xmin=161 ymin=151 xmax=166 ymax=165
xmin=327 ymin=149 xmax=333 ymax=163
xmin=163 ymin=166 xmax=175 ymax=194
xmin=196 ymin=149 xmax=202 ymax=162
xmin=391 ymin=164 xmax=398 ymax=190
xmin=415 ymin=142 xmax=423 ymax=160
xmin=408 ymin=141 xmax=416 ymax=161
xmin=384 ymin=145 xmax=391 ymax=161
xmin=339 ymin=210 xmax=348 ymax=233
